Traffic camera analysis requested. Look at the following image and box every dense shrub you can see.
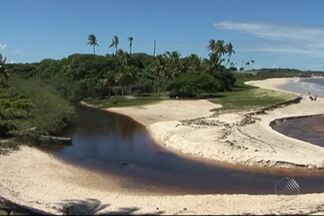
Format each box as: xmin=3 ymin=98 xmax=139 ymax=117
xmin=10 ymin=52 xmax=237 ymax=100
xmin=0 ymin=89 xmax=33 ymax=137
xmin=168 ymin=72 xmax=224 ymax=98
xmin=0 ymin=77 xmax=75 ymax=137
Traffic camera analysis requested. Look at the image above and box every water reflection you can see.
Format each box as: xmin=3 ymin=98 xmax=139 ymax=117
xmin=43 ymin=104 xmax=324 ymax=195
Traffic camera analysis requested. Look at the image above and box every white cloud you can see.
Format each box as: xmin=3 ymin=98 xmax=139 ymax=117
xmin=0 ymin=43 xmax=7 ymax=50
xmin=214 ymin=21 xmax=324 ymax=58
xmin=214 ymin=21 xmax=324 ymax=41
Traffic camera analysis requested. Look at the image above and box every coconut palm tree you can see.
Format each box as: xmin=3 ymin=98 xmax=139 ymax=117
xmin=245 ymin=61 xmax=250 ymax=70
xmin=214 ymin=40 xmax=227 ymax=57
xmin=87 ymin=34 xmax=99 ymax=54
xmin=153 ymin=39 xmax=157 ymax=56
xmin=128 ymin=36 xmax=134 ymax=54
xmin=208 ymin=40 xmax=227 ymax=62
xmin=151 ymin=55 xmax=166 ymax=96
xmin=109 ymin=35 xmax=119 ymax=55
xmin=225 ymin=43 xmax=235 ymax=66
xmin=208 ymin=39 xmax=216 ymax=53
xmin=250 ymin=59 xmax=255 ymax=69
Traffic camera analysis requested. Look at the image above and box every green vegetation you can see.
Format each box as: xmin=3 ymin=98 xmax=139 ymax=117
xmin=2 ymin=35 xmax=317 ymax=138
xmin=0 ymin=76 xmax=75 ymax=138
xmin=84 ymin=96 xmax=163 ymax=108
xmin=0 ymin=88 xmax=33 ymax=137
xmin=247 ymin=68 xmax=324 ymax=79
xmin=7 ymin=38 xmax=237 ymax=102
xmin=87 ymin=34 xmax=99 ymax=55
xmin=0 ymin=54 xmax=9 ymax=88
xmin=168 ymin=72 xmax=224 ymax=98
xmin=210 ymin=81 xmax=295 ymax=113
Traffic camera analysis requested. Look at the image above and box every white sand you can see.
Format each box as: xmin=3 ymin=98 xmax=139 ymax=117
xmin=1 ymin=78 xmax=324 ymax=214
xmin=110 ymin=78 xmax=324 ymax=169
xmin=108 ymin=99 xmax=221 ymax=125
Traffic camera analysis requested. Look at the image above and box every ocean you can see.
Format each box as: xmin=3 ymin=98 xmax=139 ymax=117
xmin=283 ymin=77 xmax=324 ymax=97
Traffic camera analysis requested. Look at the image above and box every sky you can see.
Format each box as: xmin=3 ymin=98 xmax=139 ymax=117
xmin=1 ymin=0 xmax=324 ymax=70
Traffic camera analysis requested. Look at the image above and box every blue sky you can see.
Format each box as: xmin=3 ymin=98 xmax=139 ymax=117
xmin=1 ymin=0 xmax=324 ymax=70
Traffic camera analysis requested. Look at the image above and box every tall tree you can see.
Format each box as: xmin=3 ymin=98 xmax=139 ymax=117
xmin=214 ymin=40 xmax=227 ymax=57
xmin=153 ymin=39 xmax=157 ymax=56
xmin=225 ymin=42 xmax=235 ymax=66
xmin=208 ymin=39 xmax=216 ymax=52
xmin=250 ymin=59 xmax=255 ymax=69
xmin=0 ymin=54 xmax=8 ymax=88
xmin=87 ymin=34 xmax=99 ymax=54
xmin=208 ymin=39 xmax=227 ymax=66
xmin=164 ymin=51 xmax=182 ymax=78
xmin=245 ymin=61 xmax=250 ymax=70
xmin=151 ymin=55 xmax=166 ymax=96
xmin=109 ymin=35 xmax=119 ymax=55
xmin=128 ymin=36 xmax=134 ymax=54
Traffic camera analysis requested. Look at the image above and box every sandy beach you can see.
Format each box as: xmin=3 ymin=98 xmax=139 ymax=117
xmin=1 ymin=78 xmax=324 ymax=214
xmin=109 ymin=78 xmax=324 ymax=169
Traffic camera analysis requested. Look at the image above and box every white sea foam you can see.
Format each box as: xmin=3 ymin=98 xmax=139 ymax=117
xmin=284 ymin=77 xmax=324 ymax=97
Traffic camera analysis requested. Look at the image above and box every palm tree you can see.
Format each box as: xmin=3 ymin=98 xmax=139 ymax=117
xmin=208 ymin=39 xmax=216 ymax=53
xmin=87 ymin=34 xmax=99 ymax=54
xmin=164 ymin=51 xmax=182 ymax=78
xmin=208 ymin=40 xmax=227 ymax=66
xmin=214 ymin=40 xmax=227 ymax=57
xmin=225 ymin=42 xmax=235 ymax=66
xmin=0 ymin=54 xmax=8 ymax=87
xmin=245 ymin=61 xmax=250 ymax=70
xmin=153 ymin=39 xmax=157 ymax=56
xmin=151 ymin=56 xmax=166 ymax=96
xmin=109 ymin=35 xmax=119 ymax=55
xmin=250 ymin=59 xmax=255 ymax=69
xmin=128 ymin=36 xmax=134 ymax=54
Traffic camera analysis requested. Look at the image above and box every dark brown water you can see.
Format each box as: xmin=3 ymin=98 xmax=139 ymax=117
xmin=272 ymin=115 xmax=324 ymax=148
xmin=41 ymin=104 xmax=324 ymax=195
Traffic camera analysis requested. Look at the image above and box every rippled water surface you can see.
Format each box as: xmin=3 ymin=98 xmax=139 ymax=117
xmin=282 ymin=77 xmax=324 ymax=97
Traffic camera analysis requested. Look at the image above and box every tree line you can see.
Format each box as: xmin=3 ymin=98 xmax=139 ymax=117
xmin=8 ymin=36 xmax=237 ymax=100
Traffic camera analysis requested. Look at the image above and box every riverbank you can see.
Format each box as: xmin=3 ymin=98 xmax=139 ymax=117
xmin=108 ymin=78 xmax=324 ymax=170
xmin=1 ymin=146 xmax=324 ymax=215
xmin=1 ymin=77 xmax=324 ymax=214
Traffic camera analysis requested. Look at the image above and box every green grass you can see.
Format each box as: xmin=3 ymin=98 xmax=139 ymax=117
xmin=84 ymin=96 xmax=165 ymax=108
xmin=85 ymin=83 xmax=294 ymax=114
xmin=209 ymin=84 xmax=295 ymax=113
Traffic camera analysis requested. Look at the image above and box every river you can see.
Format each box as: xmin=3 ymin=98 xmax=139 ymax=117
xmin=41 ymin=102 xmax=324 ymax=195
